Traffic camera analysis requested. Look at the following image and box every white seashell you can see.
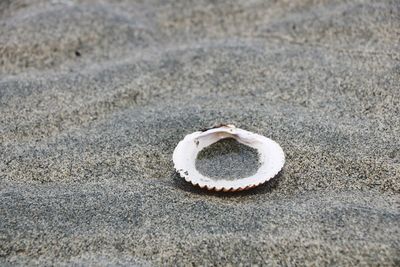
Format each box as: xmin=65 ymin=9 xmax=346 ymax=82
xmin=173 ymin=124 xmax=285 ymax=192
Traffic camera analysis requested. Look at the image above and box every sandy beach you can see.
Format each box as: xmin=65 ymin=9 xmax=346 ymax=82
xmin=1 ymin=0 xmax=399 ymax=265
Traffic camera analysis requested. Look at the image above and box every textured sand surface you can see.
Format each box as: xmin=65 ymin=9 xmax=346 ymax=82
xmin=1 ymin=0 xmax=399 ymax=265
xmin=195 ymin=138 xmax=261 ymax=180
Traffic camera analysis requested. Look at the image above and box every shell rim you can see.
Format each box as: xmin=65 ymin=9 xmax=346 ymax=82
xmin=173 ymin=125 xmax=285 ymax=192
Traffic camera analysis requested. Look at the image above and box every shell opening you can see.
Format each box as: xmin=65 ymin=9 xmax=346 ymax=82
xmin=195 ymin=137 xmax=261 ymax=181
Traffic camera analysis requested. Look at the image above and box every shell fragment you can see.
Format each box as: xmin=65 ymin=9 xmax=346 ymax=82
xmin=173 ymin=125 xmax=285 ymax=192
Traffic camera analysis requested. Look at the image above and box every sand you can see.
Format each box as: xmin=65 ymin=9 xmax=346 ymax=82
xmin=0 ymin=0 xmax=399 ymax=265
xmin=195 ymin=138 xmax=261 ymax=180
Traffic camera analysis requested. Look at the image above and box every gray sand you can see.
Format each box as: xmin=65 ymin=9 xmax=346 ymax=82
xmin=195 ymin=138 xmax=260 ymax=180
xmin=0 ymin=0 xmax=399 ymax=266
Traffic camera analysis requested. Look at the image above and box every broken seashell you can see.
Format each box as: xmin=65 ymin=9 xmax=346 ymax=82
xmin=173 ymin=124 xmax=285 ymax=192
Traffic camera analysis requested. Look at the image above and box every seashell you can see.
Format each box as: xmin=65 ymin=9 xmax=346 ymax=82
xmin=173 ymin=124 xmax=285 ymax=192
